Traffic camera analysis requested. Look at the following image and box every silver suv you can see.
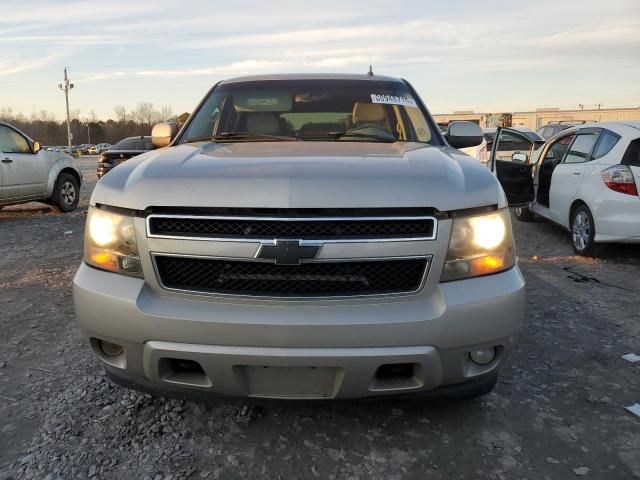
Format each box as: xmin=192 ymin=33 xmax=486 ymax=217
xmin=74 ymin=74 xmax=529 ymax=400
xmin=0 ymin=122 xmax=81 ymax=211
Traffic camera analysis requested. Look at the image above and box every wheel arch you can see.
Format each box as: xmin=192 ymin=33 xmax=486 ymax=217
xmin=569 ymin=198 xmax=588 ymax=226
xmin=58 ymin=167 xmax=82 ymax=187
xmin=45 ymin=155 xmax=82 ymax=198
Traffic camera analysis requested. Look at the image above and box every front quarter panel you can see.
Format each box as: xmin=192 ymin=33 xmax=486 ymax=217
xmin=45 ymin=152 xmax=81 ymax=198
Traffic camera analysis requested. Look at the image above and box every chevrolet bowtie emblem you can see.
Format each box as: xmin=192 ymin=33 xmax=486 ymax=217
xmin=256 ymin=240 xmax=320 ymax=265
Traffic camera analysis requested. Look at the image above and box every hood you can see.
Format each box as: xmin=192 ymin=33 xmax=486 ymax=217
xmin=92 ymin=141 xmax=501 ymax=212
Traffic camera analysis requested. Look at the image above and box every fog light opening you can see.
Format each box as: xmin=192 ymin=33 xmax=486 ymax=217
xmin=99 ymin=340 xmax=124 ymax=357
xmin=158 ymin=358 xmax=211 ymax=388
xmin=370 ymin=363 xmax=423 ymax=392
xmin=375 ymin=363 xmax=414 ymax=381
xmin=469 ymin=348 xmax=496 ymax=365
xmin=170 ymin=359 xmax=205 ymax=375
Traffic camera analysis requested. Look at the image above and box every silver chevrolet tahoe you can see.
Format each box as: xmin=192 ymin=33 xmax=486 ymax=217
xmin=73 ymin=74 xmax=530 ymax=400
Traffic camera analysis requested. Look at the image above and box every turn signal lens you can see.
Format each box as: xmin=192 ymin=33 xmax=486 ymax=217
xmin=470 ymin=255 xmax=505 ymax=276
xmin=84 ymin=207 xmax=142 ymax=277
xmin=441 ymin=209 xmax=515 ymax=282
xmin=89 ymin=250 xmax=119 ymax=270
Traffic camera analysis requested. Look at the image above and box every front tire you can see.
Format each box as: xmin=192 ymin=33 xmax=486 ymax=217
xmin=53 ymin=173 xmax=79 ymax=212
xmin=514 ymin=206 xmax=534 ymax=222
xmin=571 ymin=205 xmax=596 ymax=255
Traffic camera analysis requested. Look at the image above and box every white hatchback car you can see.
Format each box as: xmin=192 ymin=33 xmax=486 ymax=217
xmin=489 ymin=122 xmax=640 ymax=254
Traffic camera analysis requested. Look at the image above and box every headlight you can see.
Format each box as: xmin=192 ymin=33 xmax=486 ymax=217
xmin=84 ymin=206 xmax=142 ymax=277
xmin=441 ymin=209 xmax=515 ymax=282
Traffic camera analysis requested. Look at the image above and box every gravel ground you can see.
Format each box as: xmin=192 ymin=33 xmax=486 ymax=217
xmin=1 ymin=157 xmax=639 ymax=479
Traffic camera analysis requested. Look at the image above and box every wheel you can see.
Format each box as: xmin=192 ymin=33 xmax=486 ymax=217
xmin=514 ymin=205 xmax=534 ymax=222
xmin=53 ymin=173 xmax=79 ymax=212
xmin=571 ymin=205 xmax=596 ymax=255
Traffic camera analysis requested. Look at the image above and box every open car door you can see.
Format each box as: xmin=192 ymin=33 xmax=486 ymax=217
xmin=489 ymin=127 xmax=536 ymax=206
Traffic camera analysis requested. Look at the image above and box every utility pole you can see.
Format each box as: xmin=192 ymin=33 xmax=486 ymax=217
xmin=86 ymin=122 xmax=91 ymax=144
xmin=596 ymin=102 xmax=603 ymax=110
xmin=58 ymin=68 xmax=74 ymax=152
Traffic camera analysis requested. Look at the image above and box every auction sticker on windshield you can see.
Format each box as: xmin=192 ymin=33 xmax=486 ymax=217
xmin=370 ymin=94 xmax=417 ymax=107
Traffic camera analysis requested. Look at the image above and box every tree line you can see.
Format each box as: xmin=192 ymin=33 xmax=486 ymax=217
xmin=0 ymin=103 xmax=190 ymax=146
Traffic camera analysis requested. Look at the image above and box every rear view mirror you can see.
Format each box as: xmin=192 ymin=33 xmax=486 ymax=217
xmin=446 ymin=121 xmax=483 ymax=149
xmin=151 ymin=122 xmax=178 ymax=148
xmin=512 ymin=152 xmax=528 ymax=163
xmin=32 ymin=141 xmax=42 ymax=154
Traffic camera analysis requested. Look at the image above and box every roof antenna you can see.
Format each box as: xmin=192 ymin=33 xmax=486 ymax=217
xmin=367 ymin=65 xmax=374 ymax=76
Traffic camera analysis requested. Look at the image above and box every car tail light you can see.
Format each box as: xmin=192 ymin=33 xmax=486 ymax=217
xmin=601 ymin=165 xmax=638 ymax=196
xmin=478 ymin=144 xmax=488 ymax=163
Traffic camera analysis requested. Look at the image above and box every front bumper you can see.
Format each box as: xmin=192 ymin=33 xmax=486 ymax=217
xmin=73 ymin=263 xmax=525 ymax=399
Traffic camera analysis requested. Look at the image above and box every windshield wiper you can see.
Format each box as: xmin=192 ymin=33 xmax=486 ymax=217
xmin=213 ymin=131 xmax=301 ymax=142
xmin=326 ymin=131 xmax=397 ymax=143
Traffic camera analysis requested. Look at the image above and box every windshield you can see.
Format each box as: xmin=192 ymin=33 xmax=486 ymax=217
xmin=180 ymin=79 xmax=437 ymax=144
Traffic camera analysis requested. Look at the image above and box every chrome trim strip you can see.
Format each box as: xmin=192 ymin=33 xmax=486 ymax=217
xmin=145 ymin=214 xmax=438 ymax=243
xmin=150 ymin=252 xmax=432 ymax=300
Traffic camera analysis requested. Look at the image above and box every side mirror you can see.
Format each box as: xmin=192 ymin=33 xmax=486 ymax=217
xmin=512 ymin=152 xmax=528 ymax=163
xmin=151 ymin=122 xmax=178 ymax=148
xmin=445 ymin=121 xmax=484 ymax=149
xmin=32 ymin=141 xmax=42 ymax=154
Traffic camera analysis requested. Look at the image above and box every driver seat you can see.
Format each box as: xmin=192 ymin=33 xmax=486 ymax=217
xmin=352 ymin=103 xmax=389 ymax=131
xmin=246 ymin=112 xmax=280 ymax=135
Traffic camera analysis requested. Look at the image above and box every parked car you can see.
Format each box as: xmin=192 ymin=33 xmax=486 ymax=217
xmin=536 ymin=121 xmax=590 ymax=140
xmin=462 ymin=135 xmax=489 ymax=163
xmin=0 ymin=121 xmax=82 ymax=211
xmin=483 ymin=127 xmax=544 ymax=154
xmin=74 ymin=73 xmax=532 ymax=400
xmin=439 ymin=122 xmax=488 ymax=162
xmin=87 ymin=145 xmax=98 ymax=155
xmin=96 ymin=143 xmax=112 ymax=153
xmin=489 ymin=122 xmax=640 ymax=254
xmin=63 ymin=145 xmax=80 ymax=155
xmin=96 ymin=136 xmax=155 ymax=178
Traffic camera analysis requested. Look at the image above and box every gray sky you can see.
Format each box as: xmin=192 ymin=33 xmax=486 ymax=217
xmin=1 ymin=0 xmax=639 ymax=120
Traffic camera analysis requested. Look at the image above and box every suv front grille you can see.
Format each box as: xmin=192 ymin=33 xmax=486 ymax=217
xmin=148 ymin=216 xmax=436 ymax=240
xmin=154 ymin=256 xmax=428 ymax=297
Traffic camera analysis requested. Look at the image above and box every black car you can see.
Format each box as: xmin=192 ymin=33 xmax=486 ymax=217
xmin=97 ymin=136 xmax=155 ymax=178
xmin=536 ymin=121 xmax=591 ymax=140
xmin=483 ymin=127 xmax=545 ymax=153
